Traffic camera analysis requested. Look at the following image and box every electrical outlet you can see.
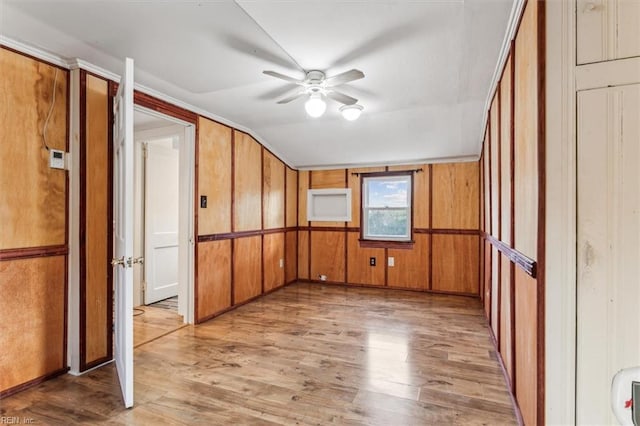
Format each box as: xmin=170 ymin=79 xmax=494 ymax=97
xmin=279 ymin=258 xmax=284 ymax=268
xmin=200 ymin=195 xmax=207 ymax=208
xmin=388 ymin=257 xmax=395 ymax=267
xmin=369 ymin=257 xmax=376 ymax=266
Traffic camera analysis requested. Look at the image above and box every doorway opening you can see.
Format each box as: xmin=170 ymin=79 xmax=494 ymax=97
xmin=132 ymin=106 xmax=194 ymax=346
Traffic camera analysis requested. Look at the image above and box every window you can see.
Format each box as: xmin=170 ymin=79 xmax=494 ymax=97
xmin=362 ymin=174 xmax=411 ymax=241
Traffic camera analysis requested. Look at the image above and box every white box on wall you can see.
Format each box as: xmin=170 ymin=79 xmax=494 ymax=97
xmin=307 ymin=188 xmax=352 ymax=222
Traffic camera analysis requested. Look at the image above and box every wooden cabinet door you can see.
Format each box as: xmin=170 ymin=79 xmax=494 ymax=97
xmin=577 ymin=83 xmax=640 ymax=424
xmin=577 ymin=0 xmax=640 ymax=64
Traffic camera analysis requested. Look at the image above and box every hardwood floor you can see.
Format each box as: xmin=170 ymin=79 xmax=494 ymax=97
xmin=134 ymin=303 xmax=185 ymax=348
xmin=0 ymin=283 xmax=517 ymax=425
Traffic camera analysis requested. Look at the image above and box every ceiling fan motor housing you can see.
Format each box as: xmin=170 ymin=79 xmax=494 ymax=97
xmin=305 ymin=70 xmax=326 ymax=85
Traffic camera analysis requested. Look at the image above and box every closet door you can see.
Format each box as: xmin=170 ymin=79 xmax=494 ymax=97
xmin=577 ymin=0 xmax=640 ymax=64
xmin=577 ymin=83 xmax=640 ymax=424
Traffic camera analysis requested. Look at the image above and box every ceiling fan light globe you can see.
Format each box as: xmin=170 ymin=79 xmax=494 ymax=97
xmin=340 ymin=104 xmax=363 ymax=121
xmin=305 ymin=95 xmax=326 ymax=118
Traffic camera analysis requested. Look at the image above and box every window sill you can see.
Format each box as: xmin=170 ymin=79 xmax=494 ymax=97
xmin=358 ymin=239 xmax=415 ymax=249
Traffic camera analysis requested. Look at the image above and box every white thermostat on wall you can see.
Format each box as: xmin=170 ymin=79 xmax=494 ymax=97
xmin=612 ymin=366 xmax=640 ymax=425
xmin=49 ymin=149 xmax=65 ymax=169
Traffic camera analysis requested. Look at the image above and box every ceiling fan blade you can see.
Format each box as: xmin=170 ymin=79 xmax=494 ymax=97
xmin=277 ymin=91 xmax=306 ymax=104
xmin=327 ymin=90 xmax=358 ymax=106
xmin=263 ymin=70 xmax=304 ymax=85
xmin=325 ymin=69 xmax=365 ymax=87
xmin=257 ymin=84 xmax=299 ymax=101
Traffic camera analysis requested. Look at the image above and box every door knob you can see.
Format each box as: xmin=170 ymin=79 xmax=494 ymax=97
xmin=111 ymin=256 xmax=126 ymax=267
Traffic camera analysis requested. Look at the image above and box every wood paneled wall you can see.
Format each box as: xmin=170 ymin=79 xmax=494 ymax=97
xmin=197 ymin=240 xmax=231 ymax=319
xmin=0 ymin=257 xmax=67 ymax=394
xmin=479 ymin=1 xmax=545 ymax=424
xmin=80 ymin=71 xmax=112 ymax=371
xmin=0 ymin=49 xmax=68 ymax=250
xmin=431 ymin=163 xmax=478 ymax=229
xmin=197 ymin=118 xmax=232 ymax=235
xmin=196 ymin=122 xmax=296 ymax=323
xmin=0 ymin=47 xmax=69 ymax=396
xmin=299 ymin=163 xmax=480 ymax=295
xmin=233 ymin=236 xmax=262 ymax=304
xmin=263 ymin=151 xmax=285 ymax=229
xmin=233 ymin=131 xmax=262 ymax=232
xmin=285 ymin=167 xmax=297 ymax=228
xmin=297 ymin=171 xmax=310 ymax=280
xmin=263 ymin=233 xmax=285 ymax=292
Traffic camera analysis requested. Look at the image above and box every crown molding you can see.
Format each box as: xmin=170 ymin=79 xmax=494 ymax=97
xmin=477 ymin=0 xmax=527 ymax=153
xmin=296 ymin=154 xmax=479 ymax=171
xmin=68 ymin=58 xmax=120 ymax=82
xmin=0 ymin=35 xmax=70 ymax=68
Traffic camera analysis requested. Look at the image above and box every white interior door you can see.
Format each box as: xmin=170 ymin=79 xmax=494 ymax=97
xmin=112 ymin=57 xmax=135 ymax=408
xmin=577 ymin=83 xmax=640 ymax=424
xmin=144 ymin=139 xmax=180 ymax=305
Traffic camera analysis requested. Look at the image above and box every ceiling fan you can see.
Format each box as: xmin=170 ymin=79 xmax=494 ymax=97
xmin=263 ymin=69 xmax=365 ymax=120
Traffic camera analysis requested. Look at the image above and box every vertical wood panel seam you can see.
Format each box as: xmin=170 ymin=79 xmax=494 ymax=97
xmin=78 ymin=70 xmax=87 ymax=370
xmin=510 ymin=39 xmax=517 ymax=393
xmin=283 ymin=165 xmax=287 ymax=286
xmin=308 ymin=171 xmax=312 ymax=279
xmin=487 ymin=120 xmax=493 ymax=311
xmin=64 ymin=67 xmax=71 ymax=371
xmin=428 ymin=164 xmax=433 ymax=290
xmin=344 ymin=169 xmax=348 ymax=283
xmin=229 ymin=131 xmax=235 ymax=307
xmin=261 ymin=147 xmax=265 ymax=294
xmin=536 ymin=1 xmax=546 ymax=423
xmin=488 ymin=116 xmax=493 ymax=238
xmin=193 ymin=118 xmax=200 ymax=320
xmin=385 ymin=166 xmax=390 ymax=287
xmin=296 ymin=170 xmax=299 ymax=281
xmin=497 ymin=86 xmax=502 ymax=350
xmin=480 ymin=158 xmax=484 ymax=303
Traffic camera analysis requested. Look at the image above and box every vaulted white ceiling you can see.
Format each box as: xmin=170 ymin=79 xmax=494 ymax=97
xmin=1 ymin=0 xmax=514 ymax=169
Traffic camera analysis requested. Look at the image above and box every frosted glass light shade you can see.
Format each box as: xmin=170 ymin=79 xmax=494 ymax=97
xmin=340 ymin=104 xmax=363 ymax=121
xmin=305 ymin=94 xmax=326 ymax=118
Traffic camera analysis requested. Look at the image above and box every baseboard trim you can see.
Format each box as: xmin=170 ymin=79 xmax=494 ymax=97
xmin=297 ymin=279 xmax=480 ymax=298
xmin=488 ymin=326 xmax=524 ymax=426
xmin=0 ymin=367 xmax=70 ymax=399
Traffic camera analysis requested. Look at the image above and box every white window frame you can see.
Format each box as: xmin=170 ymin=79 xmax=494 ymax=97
xmin=362 ymin=174 xmax=412 ymax=241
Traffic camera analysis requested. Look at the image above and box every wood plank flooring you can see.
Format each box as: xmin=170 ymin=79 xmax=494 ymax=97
xmin=0 ymin=283 xmax=517 ymax=425
xmin=134 ymin=304 xmax=185 ymax=348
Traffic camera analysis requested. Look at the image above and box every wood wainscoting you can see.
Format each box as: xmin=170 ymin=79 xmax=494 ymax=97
xmin=195 ymin=119 xmax=298 ymax=323
xmin=479 ymin=1 xmax=545 ymax=424
xmin=299 ymin=162 xmax=480 ymax=297
xmin=0 ymin=47 xmax=69 ymax=397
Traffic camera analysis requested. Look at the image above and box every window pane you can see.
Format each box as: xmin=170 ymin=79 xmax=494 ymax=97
xmin=367 ymin=179 xmax=409 ymax=208
xmin=367 ymin=209 xmax=408 ymax=237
